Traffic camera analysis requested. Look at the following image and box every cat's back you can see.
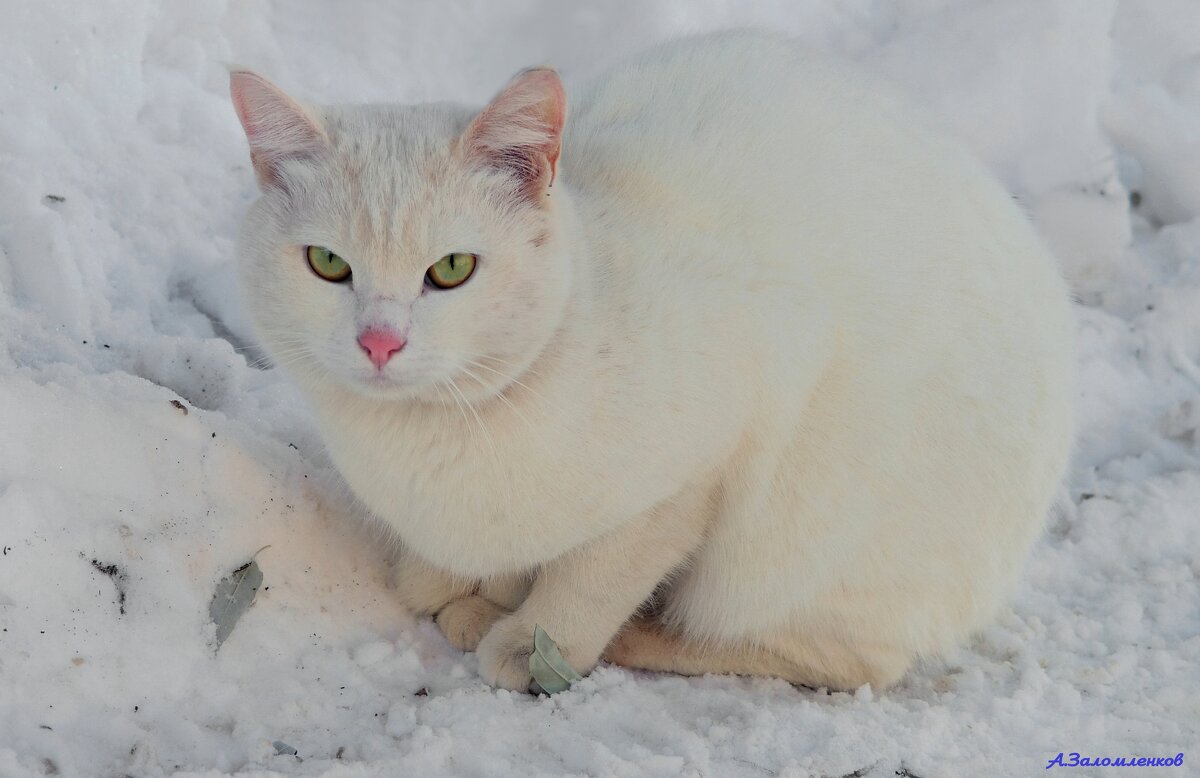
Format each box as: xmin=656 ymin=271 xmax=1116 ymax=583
xmin=562 ymin=31 xmax=1069 ymax=352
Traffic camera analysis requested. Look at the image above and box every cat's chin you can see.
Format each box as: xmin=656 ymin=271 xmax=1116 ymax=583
xmin=337 ymin=371 xmax=491 ymax=406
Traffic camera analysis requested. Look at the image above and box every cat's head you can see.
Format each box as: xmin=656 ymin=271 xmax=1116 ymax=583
xmin=231 ymin=67 xmax=573 ymax=404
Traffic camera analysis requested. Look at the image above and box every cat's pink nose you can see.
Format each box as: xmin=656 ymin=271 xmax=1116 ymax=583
xmin=358 ymin=328 xmax=406 ymax=369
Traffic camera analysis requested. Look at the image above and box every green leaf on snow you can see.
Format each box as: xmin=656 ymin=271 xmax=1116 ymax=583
xmin=209 ymin=558 xmax=264 ymax=649
xmin=529 ymin=624 xmax=582 ymax=694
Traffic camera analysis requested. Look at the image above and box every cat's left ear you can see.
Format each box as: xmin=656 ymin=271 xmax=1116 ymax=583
xmin=229 ymin=69 xmax=328 ymax=190
xmin=463 ymin=67 xmax=567 ymax=203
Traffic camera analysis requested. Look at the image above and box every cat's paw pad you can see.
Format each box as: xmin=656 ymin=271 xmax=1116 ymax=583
xmin=435 ymin=595 xmax=508 ymax=652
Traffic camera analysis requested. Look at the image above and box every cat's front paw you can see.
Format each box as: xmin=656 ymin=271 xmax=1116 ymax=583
xmin=475 ymin=614 xmax=599 ymax=692
xmin=435 ymin=595 xmax=508 ymax=652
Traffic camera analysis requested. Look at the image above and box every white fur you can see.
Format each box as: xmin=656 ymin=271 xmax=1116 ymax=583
xmin=234 ymin=31 xmax=1073 ymax=691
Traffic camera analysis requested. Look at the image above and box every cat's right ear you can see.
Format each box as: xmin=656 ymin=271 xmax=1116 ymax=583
xmin=229 ymin=70 xmax=328 ymax=191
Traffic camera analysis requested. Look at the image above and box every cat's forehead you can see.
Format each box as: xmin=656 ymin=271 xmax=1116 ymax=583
xmin=325 ymin=102 xmax=471 ymax=170
xmin=312 ymin=102 xmax=482 ymax=264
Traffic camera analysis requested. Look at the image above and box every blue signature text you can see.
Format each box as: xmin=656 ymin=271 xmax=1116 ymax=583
xmin=1047 ymin=752 xmax=1184 ymax=769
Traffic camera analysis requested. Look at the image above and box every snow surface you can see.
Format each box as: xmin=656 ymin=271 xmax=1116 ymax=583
xmin=1 ymin=1 xmax=1198 ymax=776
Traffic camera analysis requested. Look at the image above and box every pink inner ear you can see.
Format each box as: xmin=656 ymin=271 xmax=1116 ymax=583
xmin=230 ymin=70 xmax=328 ymax=189
xmin=464 ymin=68 xmax=567 ymax=199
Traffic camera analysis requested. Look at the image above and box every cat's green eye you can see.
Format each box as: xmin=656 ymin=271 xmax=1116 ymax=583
xmin=306 ymin=245 xmax=352 ymax=282
xmin=426 ymin=252 xmax=477 ymax=289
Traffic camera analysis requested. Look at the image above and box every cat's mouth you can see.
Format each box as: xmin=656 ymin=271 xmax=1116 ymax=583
xmin=353 ymin=368 xmax=426 ymax=396
xmin=332 ymin=348 xmax=510 ymax=404
xmin=344 ymin=358 xmax=470 ymax=402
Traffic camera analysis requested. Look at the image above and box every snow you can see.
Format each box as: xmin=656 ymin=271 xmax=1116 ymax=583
xmin=1 ymin=1 xmax=1198 ymax=776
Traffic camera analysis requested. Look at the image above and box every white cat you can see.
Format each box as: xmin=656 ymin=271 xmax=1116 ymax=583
xmin=232 ymin=31 xmax=1073 ymax=692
